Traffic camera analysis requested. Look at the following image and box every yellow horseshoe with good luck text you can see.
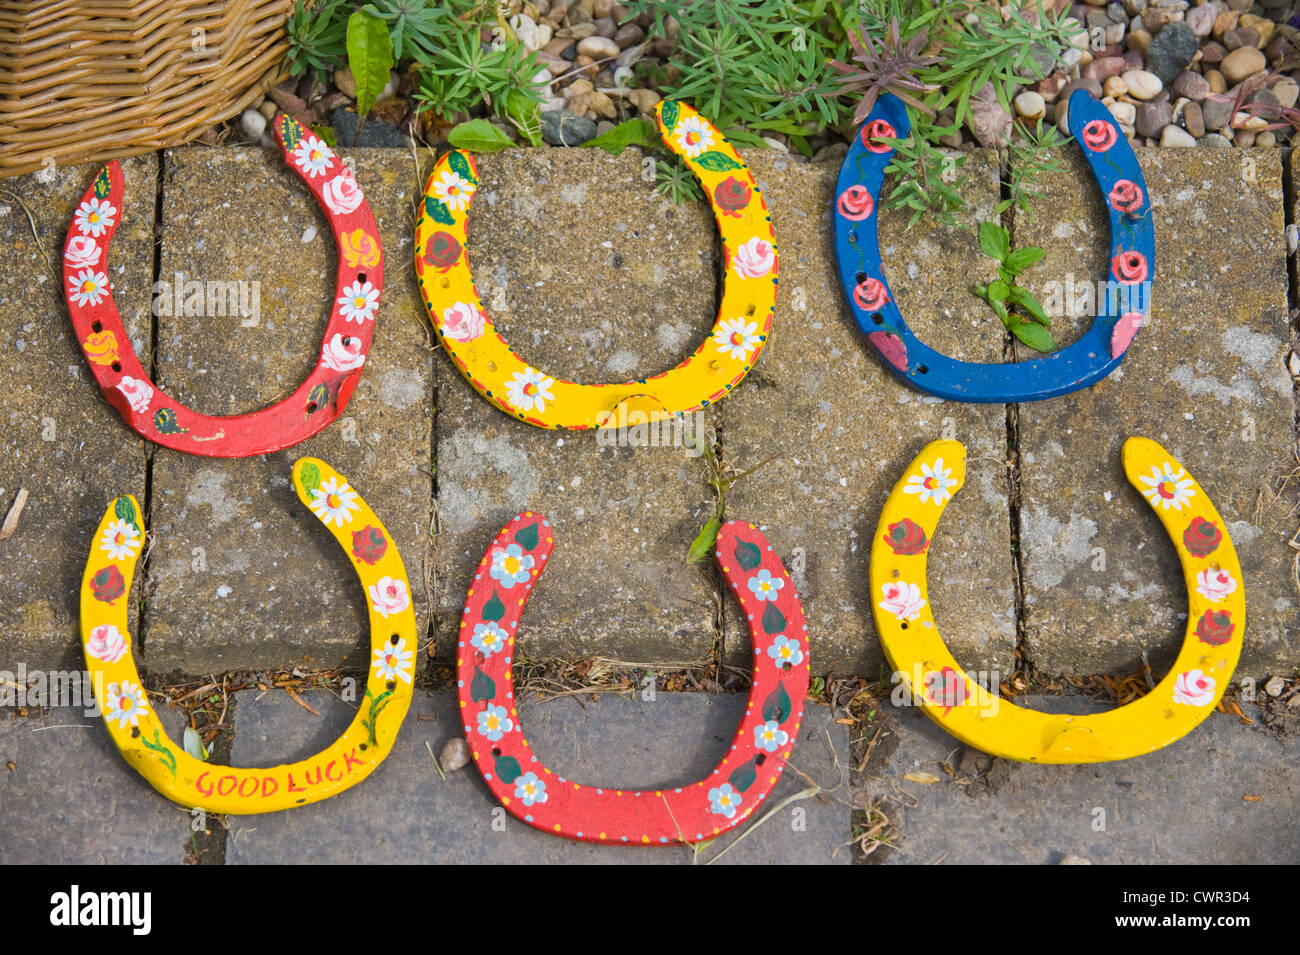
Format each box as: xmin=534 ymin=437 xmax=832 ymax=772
xmin=415 ymin=100 xmax=778 ymax=430
xmin=871 ymin=437 xmax=1244 ymax=763
xmin=79 ymin=459 xmax=416 ymax=813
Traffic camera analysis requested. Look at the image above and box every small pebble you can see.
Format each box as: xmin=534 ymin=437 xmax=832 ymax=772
xmin=1160 ymin=124 xmax=1198 ymax=146
xmin=1256 ymin=130 xmax=1276 ymax=147
xmin=1186 ymin=3 xmax=1216 ymax=37
xmin=1264 ymin=675 xmax=1286 ymax=698
xmin=576 ymin=35 xmax=619 ymax=59
xmin=1108 ymin=100 xmax=1137 ymax=126
xmin=540 ymin=108 xmax=598 ymax=145
xmin=1014 ymin=91 xmax=1046 ymax=121
xmin=1220 ymin=45 xmax=1266 ymax=83
xmin=1135 ymin=100 xmax=1172 ymax=138
xmin=1197 ymin=132 xmax=1233 ymax=147
xmin=240 ymin=108 xmax=267 ymax=141
xmin=1103 ymin=75 xmax=1129 ymax=98
xmin=333 ymin=66 xmax=357 ymax=98
xmin=1183 ymin=100 xmax=1205 ymax=137
xmin=1272 ymin=77 xmax=1300 ymax=110
xmin=1122 ymin=69 xmax=1163 ymax=100
xmin=1170 ymin=70 xmax=1210 ymax=100
xmin=1205 ymin=68 xmax=1228 ymax=94
xmin=1127 ymin=28 xmax=1152 ymax=53
xmin=1201 ymin=96 xmax=1234 ymax=130
xmin=1234 ymin=128 xmax=1255 ymax=147
xmin=440 ymin=737 xmax=471 ymax=772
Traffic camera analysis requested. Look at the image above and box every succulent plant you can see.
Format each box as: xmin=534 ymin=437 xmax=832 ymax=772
xmin=830 ymin=18 xmax=941 ymax=125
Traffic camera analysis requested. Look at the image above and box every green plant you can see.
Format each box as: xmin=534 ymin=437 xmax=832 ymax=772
xmin=652 ymin=157 xmax=703 ymax=205
xmin=829 ymin=17 xmax=940 ymax=122
xmin=287 ymin=0 xmax=349 ymax=77
xmin=413 ymin=23 xmax=544 ymax=139
xmin=878 ymin=115 xmax=967 ymax=227
xmin=347 ymin=7 xmax=395 ymax=118
xmin=1001 ymin=118 xmax=1069 ymax=215
xmin=971 ymin=221 xmax=1055 ymax=353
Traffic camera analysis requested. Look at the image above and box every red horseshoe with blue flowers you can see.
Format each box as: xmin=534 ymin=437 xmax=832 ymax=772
xmin=62 ymin=116 xmax=383 ymax=457
xmin=834 ymin=91 xmax=1154 ymax=403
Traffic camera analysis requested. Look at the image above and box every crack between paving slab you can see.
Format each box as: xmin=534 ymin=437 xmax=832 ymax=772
xmin=427 ymin=374 xmax=441 ymax=665
xmin=708 ymin=223 xmax=726 ymax=681
xmin=1280 ymin=148 xmax=1300 ymax=603
xmin=136 ymin=150 xmax=166 ymax=661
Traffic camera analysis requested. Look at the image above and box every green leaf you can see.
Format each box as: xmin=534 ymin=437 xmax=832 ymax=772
xmin=761 ymin=682 xmax=792 ymax=723
xmin=987 ymin=279 xmax=1011 ymax=302
xmin=114 ymin=496 xmax=139 ymax=531
xmin=298 ymin=462 xmax=322 ymax=493
xmin=447 ymin=119 xmax=513 ymax=153
xmin=311 ymin=124 xmax=338 ymax=148
xmin=514 ymin=522 xmax=539 ymax=550
xmin=424 ymin=196 xmax=455 ymax=225
xmin=470 ymin=666 xmax=496 ymax=703
xmin=1005 ymin=246 xmax=1046 ymax=273
xmin=728 ymin=757 xmax=758 ymax=793
xmin=686 ymin=517 xmax=721 ymax=565
xmin=972 ymin=283 xmax=989 ymax=301
xmin=978 ymin=221 xmax=1010 ymax=262
xmin=346 ymin=8 xmax=394 ymax=118
xmin=482 ymin=591 xmax=505 ymax=622
xmin=762 ymin=601 xmax=786 ymax=636
xmin=1008 ymin=286 xmax=1052 ymax=325
xmin=582 ymin=118 xmax=659 ymax=156
xmin=1012 ymin=320 xmax=1056 ymax=353
xmin=494 ymin=752 xmax=523 ymax=784
xmin=990 ymin=297 xmax=1011 ymax=325
xmin=996 ymin=265 xmax=1015 ymax=286
xmin=182 ymin=726 xmax=209 ymax=761
xmin=734 ymin=539 xmax=762 ymax=570
xmin=660 ymin=99 xmax=680 ymax=132
xmin=692 ymin=151 xmax=743 ymax=172
xmin=504 ymin=88 xmax=543 ymax=147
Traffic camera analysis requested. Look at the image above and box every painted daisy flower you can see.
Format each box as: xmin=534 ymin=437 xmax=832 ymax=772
xmin=708 ymin=782 xmax=741 ymax=819
xmin=674 ymin=115 xmax=715 ymax=158
xmin=372 ymin=636 xmax=414 ymax=683
xmin=712 ymin=316 xmax=762 ymax=361
xmin=74 ymin=198 xmax=116 ymax=237
xmin=477 ymin=703 xmax=513 ymax=742
xmin=471 ymin=621 xmax=509 ymax=656
xmin=99 ymin=519 xmax=141 ymax=561
xmin=310 ymin=476 xmax=359 ymax=527
xmin=68 ymin=268 xmax=110 ymax=307
xmin=504 ymin=367 xmax=555 ymax=415
xmin=293 ymin=135 xmax=334 ymax=177
xmin=337 ymin=279 xmax=379 ymax=323
xmin=747 ymin=569 xmax=784 ymax=602
xmin=515 ymin=771 xmax=548 ymax=806
xmin=432 ymin=169 xmax=475 ymax=211
xmin=754 ymin=720 xmax=789 ymax=753
xmin=1195 ymin=567 xmax=1237 ymax=603
xmin=104 ymin=680 xmax=149 ymax=729
xmin=903 ymin=458 xmax=957 ymax=506
xmin=1140 ymin=462 xmax=1196 ymax=511
xmin=767 ymin=635 xmax=804 ymax=668
xmin=489 ymin=543 xmax=534 ymax=589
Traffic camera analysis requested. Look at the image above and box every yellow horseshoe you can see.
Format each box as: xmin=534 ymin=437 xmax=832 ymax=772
xmin=870 ymin=437 xmax=1244 ymax=763
xmin=79 ymin=458 xmax=416 ymax=812
xmin=415 ymin=100 xmax=778 ymax=430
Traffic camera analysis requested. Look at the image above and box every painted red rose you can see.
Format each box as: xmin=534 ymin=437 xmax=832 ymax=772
xmin=1111 ymin=250 xmax=1148 ymax=285
xmin=1081 ymin=119 xmax=1117 ymax=152
xmin=883 ymin=518 xmax=928 ymax=555
xmin=869 ymin=330 xmax=908 ymax=372
xmin=853 ymin=276 xmax=890 ymax=311
xmin=861 ymin=119 xmax=898 ymax=153
xmin=90 ymin=565 xmax=126 ymax=604
xmin=352 ymin=525 xmax=388 ymax=565
xmin=1195 ymin=609 xmax=1234 ymax=646
xmin=837 ymin=184 xmax=875 ymax=221
xmin=423 ymin=231 xmax=462 ymax=271
xmin=1108 ymin=179 xmax=1144 ymax=214
xmin=713 ymin=176 xmax=752 ymax=216
xmin=924 ymin=666 xmax=969 ymax=715
xmin=1183 ymin=516 xmax=1222 ymax=558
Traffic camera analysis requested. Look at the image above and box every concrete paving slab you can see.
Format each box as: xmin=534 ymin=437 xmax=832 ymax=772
xmin=225 ymin=687 xmax=850 ymax=864
xmin=721 ymin=151 xmax=1016 ymax=677
xmin=431 ymin=148 xmax=722 ymax=664
xmin=143 ymin=147 xmax=435 ymax=673
xmin=0 ymin=705 xmax=192 ymax=864
xmin=856 ymin=695 xmax=1299 ymax=864
xmin=1017 ymin=149 xmax=1298 ymax=677
xmin=0 ymin=157 xmax=155 ymax=672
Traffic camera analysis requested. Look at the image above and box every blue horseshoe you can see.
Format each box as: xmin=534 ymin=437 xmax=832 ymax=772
xmin=833 ymin=91 xmax=1155 ymax=403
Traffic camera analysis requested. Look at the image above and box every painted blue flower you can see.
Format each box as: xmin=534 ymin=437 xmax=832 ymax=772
xmin=746 ymin=569 xmax=784 ymax=602
xmin=515 ymin=771 xmax=548 ymax=806
xmin=489 ymin=543 xmax=534 ymax=589
xmin=471 ymin=621 xmax=509 ymax=656
xmin=767 ymin=635 xmax=804 ymax=668
xmin=753 ymin=719 xmax=789 ymax=753
xmin=476 ymin=703 xmax=513 ymax=741
xmin=708 ymin=783 xmax=742 ymax=819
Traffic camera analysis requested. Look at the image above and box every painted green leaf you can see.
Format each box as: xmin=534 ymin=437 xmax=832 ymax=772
xmin=686 ymin=517 xmax=721 ymax=565
xmin=761 ymin=682 xmax=791 ymax=724
xmin=424 ymin=196 xmax=455 ymax=225
xmin=141 ymin=729 xmax=177 ymax=778
xmin=660 ymin=99 xmax=680 ymax=132
xmin=494 ymin=752 xmax=523 ymax=784
xmin=482 ymin=591 xmax=505 ymax=622
xmin=734 ymin=539 xmax=762 ymax=570
xmin=93 ymin=167 xmax=112 ymax=199
xmin=692 ymin=151 xmax=743 ymax=172
xmin=448 ymin=149 xmax=478 ymax=184
xmin=153 ymin=407 xmax=188 ymax=434
xmin=447 ymin=121 xmax=513 ymax=154
xmin=583 ymin=117 xmax=658 ymax=156
xmin=308 ymin=381 xmax=330 ymax=412
xmin=762 ymin=601 xmax=786 ymax=636
xmin=346 ymin=8 xmax=394 ymax=118
xmin=728 ymin=756 xmax=758 ymax=792
xmin=114 ymin=496 xmax=139 ymax=531
xmin=514 ymin=522 xmax=539 ymax=550
xmin=471 ymin=666 xmax=496 ymax=703
xmin=278 ymin=116 xmax=304 ymax=151
xmin=299 ymin=462 xmax=322 ymax=493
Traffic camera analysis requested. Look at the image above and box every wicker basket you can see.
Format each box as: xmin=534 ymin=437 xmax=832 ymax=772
xmin=0 ymin=0 xmax=296 ymax=178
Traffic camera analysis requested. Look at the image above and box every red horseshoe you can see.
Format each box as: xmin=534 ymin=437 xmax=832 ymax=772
xmin=62 ymin=116 xmax=384 ymax=457
xmin=458 ymin=514 xmax=810 ymax=845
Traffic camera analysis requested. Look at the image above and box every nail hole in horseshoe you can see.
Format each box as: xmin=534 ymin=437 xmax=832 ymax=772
xmin=358 ymin=273 xmax=367 ymax=284
xmin=306 ymin=401 xmax=318 ymax=414
xmin=900 ymin=622 xmax=909 ymax=630
xmin=917 ymin=365 xmax=929 ymax=374
xmin=390 ymin=634 xmax=400 ymax=645
xmin=386 ymin=681 xmax=395 ymax=692
xmin=756 ymin=753 xmax=767 ymax=766
xmin=491 ymin=747 xmax=502 ymax=757
xmin=871 ymin=312 xmax=883 ymax=325
xmin=111 ymin=362 xmax=121 ymax=372
xmin=91 ymin=321 xmax=103 ymax=333
xmin=746 ymin=303 xmax=756 ymax=316
xmin=856 ymin=271 xmax=867 ymax=284
xmin=341 ymin=336 xmax=352 ymax=346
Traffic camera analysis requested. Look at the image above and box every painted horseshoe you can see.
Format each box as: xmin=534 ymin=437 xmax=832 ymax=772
xmin=80 ymin=458 xmax=415 ymax=812
xmin=458 ymin=514 xmax=810 ymax=844
xmin=63 ymin=117 xmax=384 ymax=456
xmin=870 ymin=437 xmax=1243 ymax=763
xmin=416 ymin=100 xmax=778 ymax=430
xmin=834 ymin=91 xmax=1154 ymax=402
